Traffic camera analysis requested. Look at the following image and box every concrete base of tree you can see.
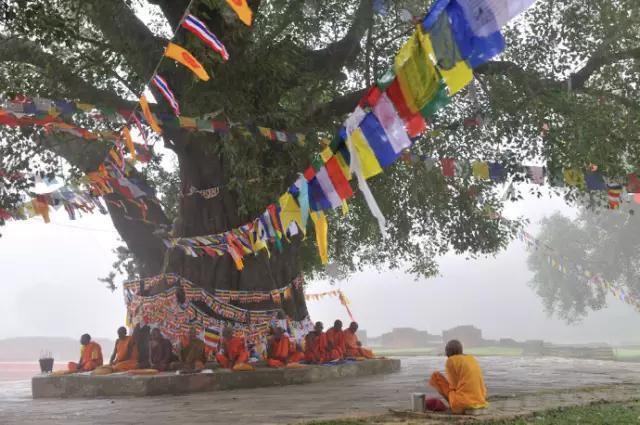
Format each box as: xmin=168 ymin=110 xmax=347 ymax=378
xmin=32 ymin=358 xmax=401 ymax=399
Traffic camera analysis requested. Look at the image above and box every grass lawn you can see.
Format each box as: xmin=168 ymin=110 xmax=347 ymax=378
xmin=614 ymin=348 xmax=640 ymax=362
xmin=478 ymin=401 xmax=640 ymax=424
xmin=307 ymin=401 xmax=640 ymax=425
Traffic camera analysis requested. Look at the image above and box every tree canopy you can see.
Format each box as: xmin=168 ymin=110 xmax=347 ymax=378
xmin=1 ymin=0 xmax=639 ymax=294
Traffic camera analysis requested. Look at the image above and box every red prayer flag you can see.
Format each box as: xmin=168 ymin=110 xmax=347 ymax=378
xmin=440 ymin=158 xmax=456 ymax=177
xmin=325 ymin=156 xmax=353 ymax=200
xmin=627 ymin=173 xmax=640 ymax=193
xmin=385 ymin=79 xmax=427 ymax=138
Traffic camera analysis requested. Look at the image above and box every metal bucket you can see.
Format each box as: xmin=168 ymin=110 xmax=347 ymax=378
xmin=411 ymin=393 xmax=426 ymax=412
xmin=39 ymin=358 xmax=54 ymax=373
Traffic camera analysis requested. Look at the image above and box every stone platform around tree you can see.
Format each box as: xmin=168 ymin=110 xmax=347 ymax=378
xmin=31 ymin=358 xmax=400 ymax=398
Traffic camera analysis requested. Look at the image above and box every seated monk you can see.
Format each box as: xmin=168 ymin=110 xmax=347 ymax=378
xmin=68 ymin=334 xmax=103 ymax=372
xmin=149 ymin=328 xmax=174 ymax=372
xmin=325 ymin=320 xmax=346 ymax=359
xmin=216 ymin=327 xmax=250 ymax=369
xmin=109 ymin=326 xmax=138 ymax=371
xmin=428 ymin=340 xmax=488 ymax=414
xmin=266 ymin=327 xmax=304 ymax=368
xmin=344 ymin=322 xmax=374 ymax=359
xmin=304 ymin=321 xmax=340 ymax=364
xmin=171 ymin=327 xmax=206 ymax=371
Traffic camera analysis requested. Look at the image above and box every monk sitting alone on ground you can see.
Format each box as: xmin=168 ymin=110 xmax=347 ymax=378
xmin=171 ymin=327 xmax=206 ymax=371
xmin=266 ymin=327 xmax=304 ymax=367
xmin=216 ymin=327 xmax=250 ymax=369
xmin=149 ymin=328 xmax=174 ymax=371
xmin=428 ymin=339 xmax=488 ymax=414
xmin=304 ymin=321 xmax=341 ymax=364
xmin=344 ymin=322 xmax=374 ymax=359
xmin=325 ymin=320 xmax=346 ymax=359
xmin=109 ymin=326 xmax=138 ymax=371
xmin=68 ymin=334 xmax=103 ymax=372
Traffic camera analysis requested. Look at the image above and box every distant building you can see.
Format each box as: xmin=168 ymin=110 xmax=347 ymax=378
xmin=379 ymin=327 xmax=440 ymax=348
xmin=442 ymin=325 xmax=484 ymax=347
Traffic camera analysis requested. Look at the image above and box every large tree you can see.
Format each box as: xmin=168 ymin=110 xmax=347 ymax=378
xmin=3 ymin=0 xmax=637 ymax=319
xmin=528 ymin=205 xmax=640 ymax=323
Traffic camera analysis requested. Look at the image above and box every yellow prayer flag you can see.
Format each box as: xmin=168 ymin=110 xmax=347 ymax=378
xmin=341 ymin=200 xmax=349 ymax=216
xmin=279 ymin=192 xmax=305 ymax=236
xmin=335 ymin=152 xmax=352 ymax=181
xmin=225 ymin=0 xmax=253 ymax=26
xmin=122 ymin=127 xmax=137 ymax=161
xmin=472 ymin=161 xmax=490 ymax=180
xmin=310 ymin=211 xmax=328 ymax=265
xmin=258 ymin=127 xmax=272 ymax=138
xmin=75 ymin=102 xmax=94 ymax=112
xmin=395 ymin=29 xmax=439 ymax=113
xmin=563 ymin=168 xmax=585 ymax=188
xmin=417 ymin=29 xmax=473 ymax=96
xmin=139 ymin=95 xmax=162 ymax=135
xmin=164 ymin=42 xmax=210 ymax=81
xmin=320 ymin=147 xmax=333 ymax=163
xmin=179 ymin=116 xmax=197 ymax=128
xmin=296 ymin=134 xmax=306 ymax=146
xmin=350 ymin=128 xmax=383 ymax=179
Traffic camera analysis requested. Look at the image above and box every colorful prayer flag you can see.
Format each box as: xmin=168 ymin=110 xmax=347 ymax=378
xmin=122 ymin=127 xmax=137 ymax=161
xmin=152 ymin=75 xmax=180 ymax=116
xmin=394 ymin=31 xmax=440 ymax=113
xmin=181 ymin=15 xmax=230 ymax=60
xmin=441 ymin=158 xmax=456 ymax=177
xmin=372 ymin=93 xmax=412 ymax=154
xmin=489 ymin=162 xmax=506 ymax=182
xmin=585 ymin=171 xmax=606 ymax=191
xmin=225 ymin=0 xmax=253 ymax=26
xmin=472 ymin=160 xmax=490 ymax=180
xmin=140 ymin=95 xmax=162 ymax=134
xmin=563 ymin=168 xmax=585 ymax=188
xmin=164 ymin=42 xmax=210 ymax=81
xmin=607 ymin=183 xmax=623 ymax=209
xmin=359 ymin=113 xmax=399 ymax=167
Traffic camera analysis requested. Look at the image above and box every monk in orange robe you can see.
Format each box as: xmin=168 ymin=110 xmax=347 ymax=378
xmin=325 ymin=320 xmax=346 ymax=359
xmin=171 ymin=327 xmax=206 ymax=371
xmin=344 ymin=322 xmax=374 ymax=359
xmin=304 ymin=322 xmax=340 ymax=364
xmin=266 ymin=327 xmax=304 ymax=367
xmin=109 ymin=326 xmax=138 ymax=371
xmin=68 ymin=334 xmax=103 ymax=372
xmin=216 ymin=327 xmax=250 ymax=369
xmin=428 ymin=340 xmax=488 ymax=414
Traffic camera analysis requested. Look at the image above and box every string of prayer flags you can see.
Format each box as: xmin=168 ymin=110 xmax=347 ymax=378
xmin=225 ymin=0 xmax=253 ymax=26
xmin=164 ymin=42 xmax=210 ymax=81
xmin=181 ymin=14 xmax=230 ymax=61
xmin=152 ymin=75 xmax=180 ymax=116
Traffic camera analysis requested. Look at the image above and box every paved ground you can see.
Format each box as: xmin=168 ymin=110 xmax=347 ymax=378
xmin=2 ymin=356 xmax=640 ymax=425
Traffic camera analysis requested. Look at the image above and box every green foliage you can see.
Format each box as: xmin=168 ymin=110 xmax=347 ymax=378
xmin=3 ymin=0 xmax=640 ymax=286
xmin=477 ymin=401 xmax=640 ymax=425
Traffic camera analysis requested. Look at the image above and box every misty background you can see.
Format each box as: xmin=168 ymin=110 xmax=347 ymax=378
xmin=2 ymin=189 xmax=639 ymax=345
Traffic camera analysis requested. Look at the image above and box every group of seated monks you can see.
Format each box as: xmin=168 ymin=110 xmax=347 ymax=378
xmin=304 ymin=320 xmax=374 ymax=364
xmin=66 ymin=319 xmax=375 ymax=374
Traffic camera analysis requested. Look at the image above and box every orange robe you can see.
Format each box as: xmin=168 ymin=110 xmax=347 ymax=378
xmin=112 ymin=336 xmax=139 ymax=371
xmin=429 ymin=354 xmax=488 ymax=414
xmin=304 ymin=332 xmax=340 ymax=363
xmin=180 ymin=339 xmax=207 ymax=370
xmin=344 ymin=330 xmax=374 ymax=359
xmin=325 ymin=328 xmax=346 ymax=358
xmin=266 ymin=336 xmax=304 ymax=367
xmin=68 ymin=342 xmax=103 ymax=372
xmin=216 ymin=336 xmax=250 ymax=369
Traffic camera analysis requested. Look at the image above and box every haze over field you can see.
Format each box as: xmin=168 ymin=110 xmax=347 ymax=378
xmin=2 ymin=191 xmax=639 ymax=345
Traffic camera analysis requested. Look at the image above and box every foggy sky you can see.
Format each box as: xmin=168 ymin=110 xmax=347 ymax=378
xmin=1 ymin=191 xmax=639 ymax=345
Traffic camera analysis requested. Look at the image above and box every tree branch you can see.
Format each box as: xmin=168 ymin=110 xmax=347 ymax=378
xmin=306 ymin=88 xmax=368 ymax=126
xmin=0 ymin=36 xmax=134 ymax=110
xmin=300 ymin=0 xmax=374 ymax=74
xmin=146 ymin=0 xmax=190 ymax=29
xmin=570 ymin=47 xmax=640 ymax=89
xmin=80 ymin=0 xmax=166 ymax=81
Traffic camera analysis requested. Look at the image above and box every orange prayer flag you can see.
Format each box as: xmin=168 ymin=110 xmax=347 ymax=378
xmin=139 ymin=95 xmax=162 ymax=135
xmin=122 ymin=127 xmax=137 ymax=161
xmin=225 ymin=0 xmax=253 ymax=26
xmin=109 ymin=149 xmax=123 ymax=168
xmin=164 ymin=42 xmax=210 ymax=81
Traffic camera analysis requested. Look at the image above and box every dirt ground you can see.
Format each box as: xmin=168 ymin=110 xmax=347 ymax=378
xmin=2 ymin=356 xmax=640 ymax=425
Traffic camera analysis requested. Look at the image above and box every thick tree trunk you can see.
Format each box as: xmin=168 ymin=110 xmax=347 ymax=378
xmin=164 ymin=132 xmax=309 ymax=320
